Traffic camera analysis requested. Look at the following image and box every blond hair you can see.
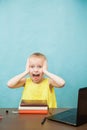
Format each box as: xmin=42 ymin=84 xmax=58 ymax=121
xmin=29 ymin=52 xmax=47 ymax=60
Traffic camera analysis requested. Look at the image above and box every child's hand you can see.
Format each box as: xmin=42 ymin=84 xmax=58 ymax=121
xmin=25 ymin=58 xmax=30 ymax=73
xmin=43 ymin=60 xmax=48 ymax=73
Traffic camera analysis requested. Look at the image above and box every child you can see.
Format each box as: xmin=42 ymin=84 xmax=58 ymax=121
xmin=7 ymin=52 xmax=65 ymax=108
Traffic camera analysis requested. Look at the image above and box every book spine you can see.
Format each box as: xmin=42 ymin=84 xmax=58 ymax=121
xmin=18 ymin=110 xmax=48 ymax=114
xmin=19 ymin=106 xmax=48 ymax=110
xmin=20 ymin=104 xmax=47 ymax=106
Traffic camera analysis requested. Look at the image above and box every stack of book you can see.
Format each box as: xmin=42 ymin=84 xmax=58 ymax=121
xmin=18 ymin=100 xmax=48 ymax=114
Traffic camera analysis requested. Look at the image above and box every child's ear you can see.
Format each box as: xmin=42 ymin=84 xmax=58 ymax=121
xmin=25 ymin=58 xmax=30 ymax=72
xmin=44 ymin=60 xmax=48 ymax=70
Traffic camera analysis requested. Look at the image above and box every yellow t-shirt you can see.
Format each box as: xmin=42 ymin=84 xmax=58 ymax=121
xmin=21 ymin=78 xmax=57 ymax=108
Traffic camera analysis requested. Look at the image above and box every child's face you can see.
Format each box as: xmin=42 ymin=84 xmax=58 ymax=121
xmin=29 ymin=56 xmax=45 ymax=83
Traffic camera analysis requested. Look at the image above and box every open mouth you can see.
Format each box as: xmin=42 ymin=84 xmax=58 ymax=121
xmin=32 ymin=74 xmax=41 ymax=82
xmin=32 ymin=74 xmax=40 ymax=77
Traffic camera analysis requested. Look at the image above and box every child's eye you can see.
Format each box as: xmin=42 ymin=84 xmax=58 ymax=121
xmin=38 ymin=66 xmax=42 ymax=68
xmin=30 ymin=65 xmax=35 ymax=68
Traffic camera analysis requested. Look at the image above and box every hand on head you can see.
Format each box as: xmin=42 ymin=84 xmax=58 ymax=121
xmin=25 ymin=58 xmax=30 ymax=73
xmin=43 ymin=60 xmax=48 ymax=73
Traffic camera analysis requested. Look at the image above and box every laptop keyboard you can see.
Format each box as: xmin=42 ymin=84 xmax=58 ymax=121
xmin=48 ymin=108 xmax=77 ymax=124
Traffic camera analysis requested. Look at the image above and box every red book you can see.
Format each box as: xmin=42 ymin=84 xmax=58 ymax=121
xmin=18 ymin=110 xmax=48 ymax=114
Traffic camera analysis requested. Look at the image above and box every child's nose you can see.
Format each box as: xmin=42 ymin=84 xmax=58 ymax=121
xmin=34 ymin=67 xmax=38 ymax=71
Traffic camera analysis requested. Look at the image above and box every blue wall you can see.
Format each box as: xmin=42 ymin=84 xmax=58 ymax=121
xmin=0 ymin=0 xmax=87 ymax=108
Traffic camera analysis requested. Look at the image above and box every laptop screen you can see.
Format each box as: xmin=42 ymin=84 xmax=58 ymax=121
xmin=77 ymin=87 xmax=87 ymax=124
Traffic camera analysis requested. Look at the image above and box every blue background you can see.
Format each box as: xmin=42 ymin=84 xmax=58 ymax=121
xmin=0 ymin=0 xmax=87 ymax=108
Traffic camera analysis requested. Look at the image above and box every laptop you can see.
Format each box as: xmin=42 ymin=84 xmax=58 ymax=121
xmin=47 ymin=87 xmax=87 ymax=126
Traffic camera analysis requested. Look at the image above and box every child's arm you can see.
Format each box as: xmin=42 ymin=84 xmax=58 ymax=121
xmin=7 ymin=58 xmax=30 ymax=88
xmin=43 ymin=61 xmax=65 ymax=88
xmin=44 ymin=70 xmax=65 ymax=88
xmin=7 ymin=71 xmax=28 ymax=88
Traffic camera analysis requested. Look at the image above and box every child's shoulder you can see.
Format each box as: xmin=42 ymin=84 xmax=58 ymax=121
xmin=43 ymin=77 xmax=49 ymax=81
xmin=26 ymin=77 xmax=31 ymax=81
xmin=42 ymin=78 xmax=49 ymax=84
